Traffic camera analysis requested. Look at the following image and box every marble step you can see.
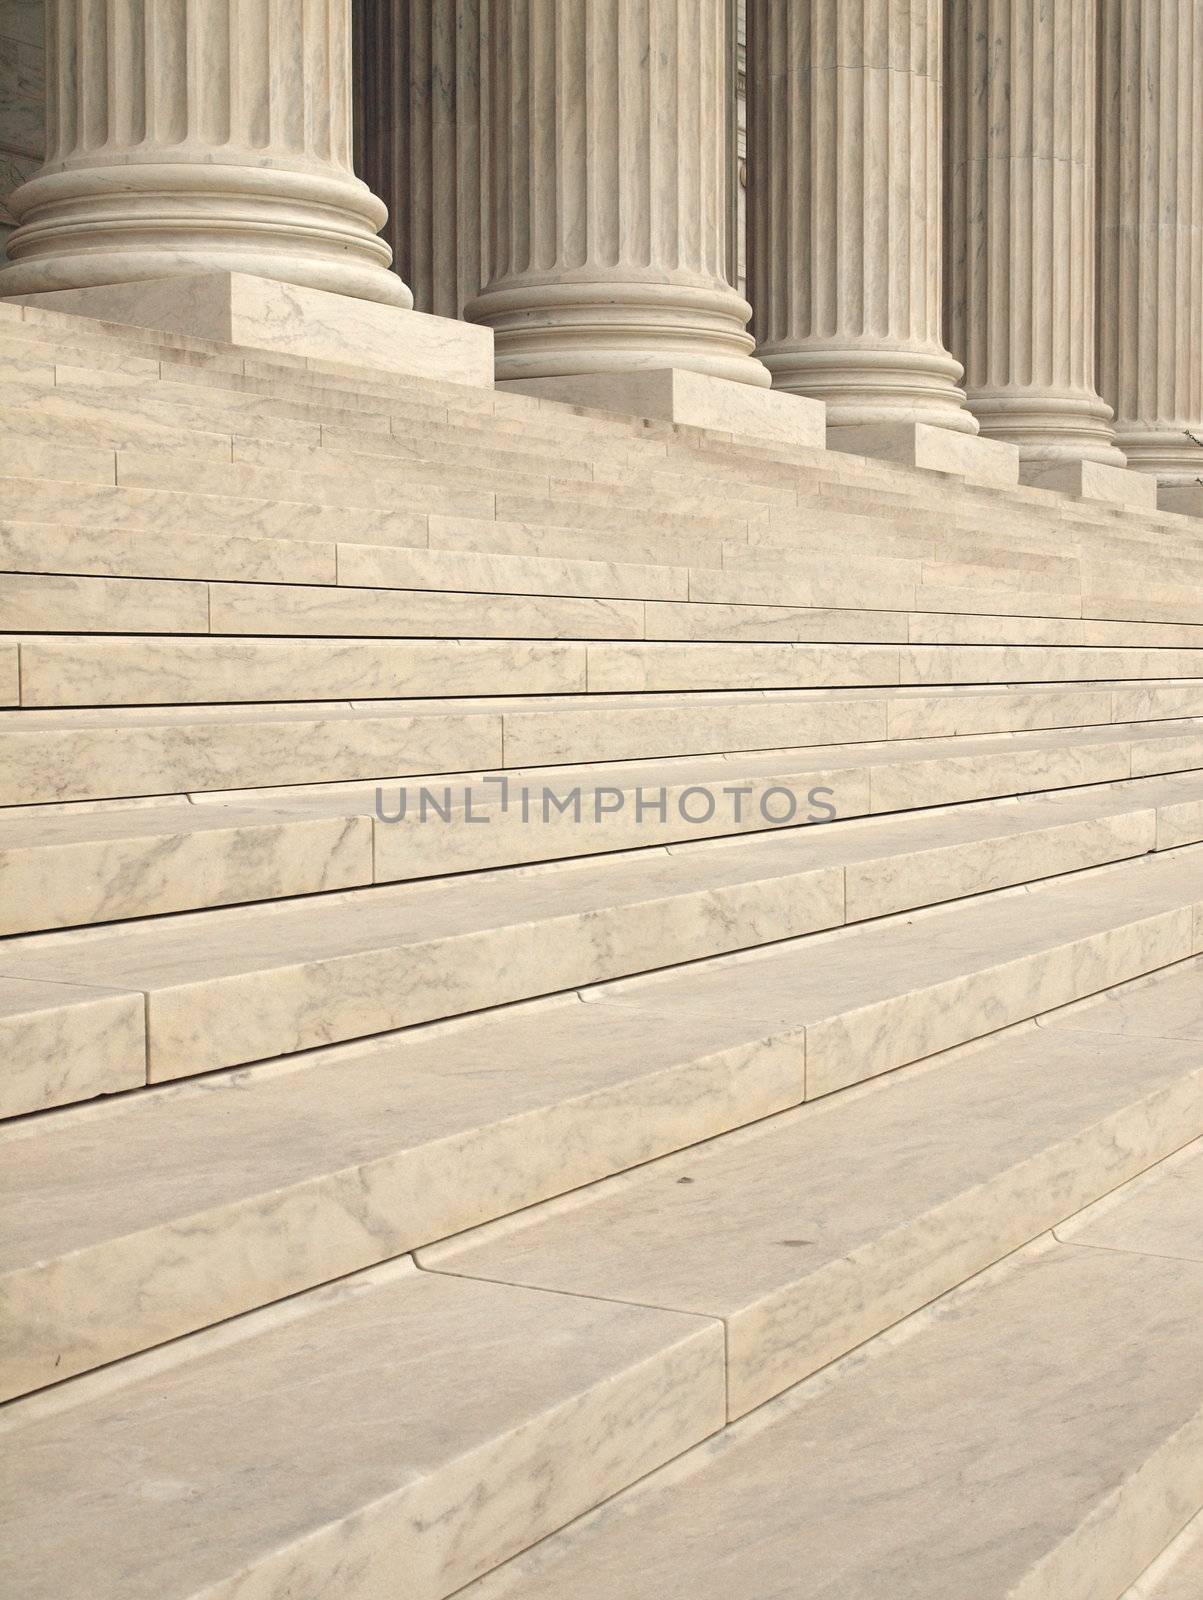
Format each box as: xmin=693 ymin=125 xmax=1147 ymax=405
xmin=425 ymin=959 xmax=1203 ymax=1420
xmin=2 ymin=812 xmax=1200 ymax=1116
xmin=6 ymin=929 xmax=1203 ymax=1402
xmin=1127 ymin=1515 xmax=1203 ymax=1599
xmin=0 ymin=800 xmax=373 ymax=939
xmin=0 ymin=518 xmax=692 ymax=598
xmin=0 ymin=1260 xmax=725 ymax=1600
xmin=21 ymin=567 xmax=1191 ymax=648
xmin=0 ymin=474 xmax=734 ymax=572
xmin=454 ymin=1233 xmax=1203 ymax=1599
xmin=15 ymin=634 xmax=1203 ymax=707
xmin=0 ymin=328 xmax=669 ymax=463
xmin=7 ymin=506 xmax=1203 ymax=639
xmin=4 ymin=722 xmax=1200 ymax=938
xmin=4 ymin=688 xmax=1201 ymax=806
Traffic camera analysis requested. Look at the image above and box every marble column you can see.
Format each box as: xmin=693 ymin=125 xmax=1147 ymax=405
xmin=1097 ymin=0 xmax=1203 ymax=488
xmin=747 ymin=0 xmax=976 ymax=432
xmin=944 ymin=0 xmax=1121 ymax=464
xmin=0 ymin=0 xmax=407 ymax=305
xmin=468 ymin=0 xmax=767 ymax=387
xmin=354 ymin=0 xmax=487 ymax=319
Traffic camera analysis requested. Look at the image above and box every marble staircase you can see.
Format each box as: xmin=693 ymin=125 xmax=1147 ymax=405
xmin=5 ymin=299 xmax=1203 ymax=1599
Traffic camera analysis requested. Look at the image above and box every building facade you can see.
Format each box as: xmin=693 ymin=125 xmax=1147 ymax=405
xmin=1 ymin=0 xmax=1200 ymax=506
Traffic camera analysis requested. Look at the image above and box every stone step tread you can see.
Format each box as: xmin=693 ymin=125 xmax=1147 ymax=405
xmin=4 ymin=757 xmax=1201 ymax=939
xmin=0 ymin=520 xmax=693 ymax=597
xmin=0 ymin=321 xmax=671 ymax=446
xmin=424 ymin=961 xmax=1203 ymax=1421
xmin=9 ymin=515 xmax=1203 ymax=633
xmin=5 ymin=687 xmax=1203 ymax=806
xmin=1 ymin=820 xmax=1199 ymax=1108
xmin=0 ymin=1259 xmax=724 ymax=1600
xmin=1130 ymin=1516 xmax=1203 ymax=1600
xmin=6 ymin=468 xmax=1196 ymax=590
xmin=11 ymin=567 xmax=1203 ymax=647
xmin=0 ymin=800 xmax=373 ymax=937
xmin=454 ymin=1232 xmax=1203 ymax=1600
xmin=5 ymin=947 xmax=1202 ymax=1403
xmin=16 ymin=634 xmax=1203 ymax=709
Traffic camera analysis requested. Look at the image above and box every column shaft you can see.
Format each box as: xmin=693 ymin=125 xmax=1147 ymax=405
xmin=355 ymin=0 xmax=487 ymax=319
xmin=1097 ymin=0 xmax=1203 ymax=484
xmin=469 ymin=0 xmax=766 ymax=386
xmin=944 ymin=0 xmax=1120 ymax=463
xmin=0 ymin=0 xmax=406 ymax=305
xmin=748 ymin=0 xmax=974 ymax=431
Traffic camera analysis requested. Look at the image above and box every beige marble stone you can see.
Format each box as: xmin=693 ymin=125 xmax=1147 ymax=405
xmin=503 ymin=370 xmax=824 ymax=448
xmin=945 ymin=0 xmax=1121 ymax=465
xmin=209 ymin=580 xmax=645 ymax=642
xmin=456 ymin=1243 xmax=1203 ymax=1600
xmin=0 ymin=571 xmax=208 ymax=634
xmin=0 ymin=517 xmax=338 ymax=585
xmin=0 ymin=2 xmax=407 ymax=306
xmin=426 ymin=1021 xmax=1203 ymax=1419
xmin=1060 ymin=1135 xmax=1203 ymax=1264
xmin=19 ymin=273 xmax=495 ymax=383
xmin=1022 ymin=458 xmax=1160 ymax=511
xmin=0 ymin=640 xmax=17 ymax=704
xmin=0 ymin=804 xmax=371 ymax=936
xmin=337 ymin=540 xmax=690 ymax=603
xmin=0 ymin=702 xmax=503 ymax=805
xmin=1097 ymin=1 xmax=1203 ymax=489
xmin=470 ymin=0 xmax=766 ymax=387
xmin=829 ymin=422 xmax=1020 ymax=488
xmin=0 ymin=1260 xmax=725 ymax=1599
xmin=0 ymin=993 xmax=794 ymax=1396
xmin=1125 ymin=1510 xmax=1203 ymax=1599
xmin=747 ymin=0 xmax=976 ymax=432
xmin=0 ymin=838 xmax=847 ymax=1080
xmin=16 ymin=636 xmax=587 ymax=707
xmin=0 ymin=974 xmax=144 ymax=1118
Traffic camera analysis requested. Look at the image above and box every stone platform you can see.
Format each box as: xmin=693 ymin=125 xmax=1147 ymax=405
xmin=3 ymin=299 xmax=1203 ymax=1599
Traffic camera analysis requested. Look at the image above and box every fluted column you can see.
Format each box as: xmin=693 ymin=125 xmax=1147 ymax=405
xmin=1098 ymin=0 xmax=1203 ymax=486
xmin=354 ymin=0 xmax=487 ymax=318
xmin=748 ymin=0 xmax=975 ymax=432
xmin=944 ymin=0 xmax=1121 ymax=463
xmin=469 ymin=0 xmax=767 ymax=387
xmin=0 ymin=0 xmax=407 ymax=306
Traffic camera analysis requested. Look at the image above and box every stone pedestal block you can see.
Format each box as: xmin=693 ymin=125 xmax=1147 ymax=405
xmin=14 ymin=273 xmax=494 ymax=384
xmin=502 ymin=369 xmax=825 ymax=448
xmin=1021 ymin=460 xmax=1160 ymax=512
xmin=830 ymin=422 xmax=1020 ymax=489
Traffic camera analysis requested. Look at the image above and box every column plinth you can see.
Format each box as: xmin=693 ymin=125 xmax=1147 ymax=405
xmin=469 ymin=0 xmax=767 ymax=388
xmin=0 ymin=0 xmax=407 ymax=306
xmin=1098 ymin=0 xmax=1203 ymax=488
xmin=944 ymin=0 xmax=1122 ymax=465
xmin=748 ymin=0 xmax=976 ymax=433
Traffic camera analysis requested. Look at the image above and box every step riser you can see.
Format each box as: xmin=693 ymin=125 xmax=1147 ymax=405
xmin=16 ymin=638 xmax=1203 ymax=709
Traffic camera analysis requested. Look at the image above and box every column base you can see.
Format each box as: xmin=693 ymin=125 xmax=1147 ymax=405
xmin=9 ymin=272 xmax=495 ymax=386
xmin=500 ymin=369 xmax=826 ymax=450
xmin=1159 ymin=485 xmax=1203 ymax=521
xmin=828 ymin=422 xmax=1019 ymax=490
xmin=1019 ymin=459 xmax=1159 ymax=513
